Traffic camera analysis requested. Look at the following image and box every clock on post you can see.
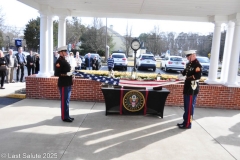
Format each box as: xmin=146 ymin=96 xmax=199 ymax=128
xmin=131 ymin=38 xmax=141 ymax=79
xmin=131 ymin=38 xmax=141 ymax=51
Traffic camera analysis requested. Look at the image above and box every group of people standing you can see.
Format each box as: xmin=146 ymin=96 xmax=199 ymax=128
xmin=0 ymin=47 xmax=40 ymax=89
xmin=85 ymin=53 xmax=99 ymax=70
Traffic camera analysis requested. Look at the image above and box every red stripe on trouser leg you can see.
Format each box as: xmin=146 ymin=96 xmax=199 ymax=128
xmin=186 ymin=95 xmax=192 ymax=127
xmin=61 ymin=87 xmax=65 ymax=120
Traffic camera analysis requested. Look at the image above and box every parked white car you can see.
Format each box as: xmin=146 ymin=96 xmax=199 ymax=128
xmin=161 ymin=56 xmax=185 ymax=72
xmin=180 ymin=56 xmax=210 ymax=75
xmin=112 ymin=53 xmax=128 ymax=70
xmin=13 ymin=51 xmax=30 ymax=56
xmin=136 ymin=54 xmax=156 ymax=71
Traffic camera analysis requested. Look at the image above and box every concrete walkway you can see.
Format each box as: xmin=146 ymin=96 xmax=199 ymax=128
xmin=0 ymin=97 xmax=239 ymax=159
xmin=0 ymin=82 xmax=26 ymax=98
xmin=0 ymin=82 xmax=240 ymax=160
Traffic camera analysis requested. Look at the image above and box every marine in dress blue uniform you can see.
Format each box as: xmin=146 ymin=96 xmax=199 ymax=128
xmin=178 ymin=50 xmax=202 ymax=129
xmin=54 ymin=45 xmax=74 ymax=122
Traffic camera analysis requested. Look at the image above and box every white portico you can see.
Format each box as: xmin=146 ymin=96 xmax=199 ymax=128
xmin=17 ymin=0 xmax=240 ymax=87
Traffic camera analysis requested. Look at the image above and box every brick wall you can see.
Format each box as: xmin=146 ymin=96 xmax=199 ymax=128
xmin=165 ymin=84 xmax=240 ymax=109
xmin=26 ymin=76 xmax=104 ymax=102
xmin=26 ymin=76 xmax=240 ymax=110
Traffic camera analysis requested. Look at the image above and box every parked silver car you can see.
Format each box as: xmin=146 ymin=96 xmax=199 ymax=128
xmin=112 ymin=53 xmax=128 ymax=70
xmin=161 ymin=56 xmax=185 ymax=72
xmin=136 ymin=54 xmax=156 ymax=71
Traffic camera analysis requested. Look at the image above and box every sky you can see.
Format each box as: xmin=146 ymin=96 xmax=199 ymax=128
xmin=0 ymin=0 xmax=221 ymax=37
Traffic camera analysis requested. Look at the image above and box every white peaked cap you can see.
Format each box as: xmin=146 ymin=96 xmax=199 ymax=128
xmin=57 ymin=45 xmax=68 ymax=52
xmin=184 ymin=50 xmax=197 ymax=56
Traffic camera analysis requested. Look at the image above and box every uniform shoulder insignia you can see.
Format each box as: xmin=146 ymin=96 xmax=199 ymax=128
xmin=196 ymin=67 xmax=200 ymax=72
xmin=56 ymin=63 xmax=60 ymax=67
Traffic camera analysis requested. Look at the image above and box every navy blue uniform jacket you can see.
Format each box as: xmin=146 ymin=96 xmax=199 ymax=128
xmin=54 ymin=56 xmax=73 ymax=87
xmin=182 ymin=59 xmax=202 ymax=95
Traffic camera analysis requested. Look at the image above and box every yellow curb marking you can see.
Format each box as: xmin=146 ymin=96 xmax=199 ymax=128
xmin=6 ymin=94 xmax=26 ymax=99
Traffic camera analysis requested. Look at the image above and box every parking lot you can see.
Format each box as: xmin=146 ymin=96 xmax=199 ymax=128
xmin=3 ymin=56 xmax=238 ymax=84
xmin=100 ymin=59 xmax=210 ymax=78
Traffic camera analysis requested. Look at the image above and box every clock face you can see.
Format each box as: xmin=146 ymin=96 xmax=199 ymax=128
xmin=131 ymin=40 xmax=141 ymax=50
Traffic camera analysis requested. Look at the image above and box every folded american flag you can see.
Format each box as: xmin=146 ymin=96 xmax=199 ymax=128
xmin=73 ymin=71 xmax=120 ymax=86
xmin=73 ymin=71 xmax=184 ymax=88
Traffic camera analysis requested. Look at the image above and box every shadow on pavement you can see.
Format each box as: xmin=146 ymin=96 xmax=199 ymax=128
xmin=0 ymin=97 xmax=23 ymax=109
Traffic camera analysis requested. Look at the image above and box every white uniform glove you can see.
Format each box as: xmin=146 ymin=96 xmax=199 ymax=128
xmin=67 ymin=71 xmax=73 ymax=76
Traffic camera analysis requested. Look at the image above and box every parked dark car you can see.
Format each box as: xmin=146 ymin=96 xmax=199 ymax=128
xmin=196 ymin=56 xmax=210 ymax=75
xmin=82 ymin=53 xmax=102 ymax=70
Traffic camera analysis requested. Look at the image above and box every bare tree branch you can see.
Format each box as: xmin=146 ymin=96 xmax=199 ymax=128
xmin=123 ymin=22 xmax=132 ymax=57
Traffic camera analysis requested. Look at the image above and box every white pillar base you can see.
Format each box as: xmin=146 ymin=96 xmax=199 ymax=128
xmin=50 ymin=71 xmax=54 ymax=76
xmin=204 ymin=79 xmax=221 ymax=84
xmin=224 ymin=82 xmax=240 ymax=87
xmin=36 ymin=72 xmax=52 ymax=78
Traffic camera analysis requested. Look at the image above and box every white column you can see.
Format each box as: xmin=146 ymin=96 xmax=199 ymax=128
xmin=58 ymin=16 xmax=66 ymax=47
xmin=225 ymin=20 xmax=240 ymax=87
xmin=220 ymin=21 xmax=235 ymax=84
xmin=205 ymin=22 xmax=222 ymax=84
xmin=37 ymin=14 xmax=51 ymax=78
xmin=48 ymin=15 xmax=54 ymax=75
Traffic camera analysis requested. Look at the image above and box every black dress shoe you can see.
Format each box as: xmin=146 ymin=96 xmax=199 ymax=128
xmin=178 ymin=125 xmax=191 ymax=129
xmin=177 ymin=122 xmax=184 ymax=126
xmin=63 ymin=118 xmax=73 ymax=122
xmin=69 ymin=117 xmax=74 ymax=121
